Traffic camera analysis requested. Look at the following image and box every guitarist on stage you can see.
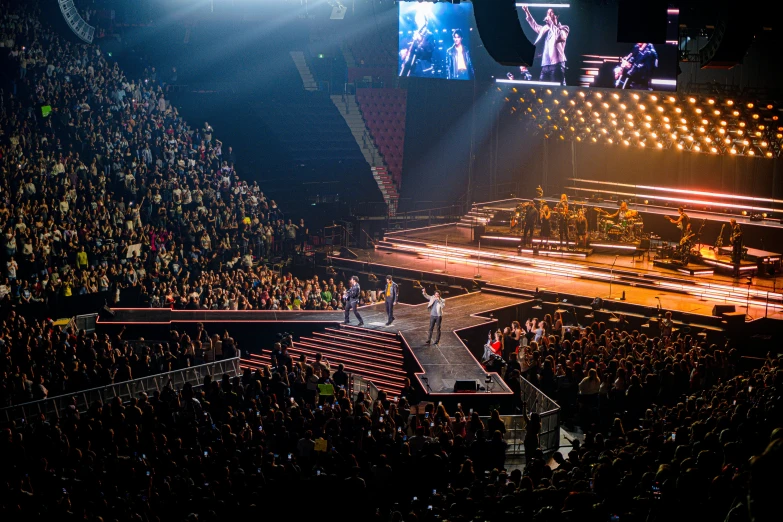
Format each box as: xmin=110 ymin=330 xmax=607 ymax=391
xmin=399 ymin=12 xmax=435 ymax=77
xmin=666 ymin=207 xmax=691 ymax=240
xmin=730 ymin=219 xmax=743 ymax=277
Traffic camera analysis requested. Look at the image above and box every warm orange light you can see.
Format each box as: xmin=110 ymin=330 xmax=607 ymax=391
xmin=663 ymin=116 xmax=670 ymax=122
xmin=688 ymin=97 xmax=696 ymax=103
xmin=696 ymin=108 xmax=703 ymax=114
xmin=612 ymin=93 xmax=619 ymax=99
xmin=761 ymin=141 xmax=768 ymax=147
xmin=726 ymin=100 xmax=734 ymax=105
xmin=657 ymin=106 xmax=664 ymax=112
xmin=656 ymin=142 xmax=663 ymax=148
xmin=730 ymin=149 xmax=737 ymax=154
xmin=767 ymin=104 xmax=773 ymax=109
xmin=677 ymin=143 xmax=684 ymax=149
xmin=720 ymin=121 xmax=727 ymax=126
xmin=620 ymin=103 xmax=627 ymax=110
xmin=714 ymin=110 xmax=721 ymax=115
xmin=719 ymin=128 xmax=726 ymax=134
xmin=710 ymin=147 xmax=718 ymax=153
xmin=694 ymin=145 xmax=701 ymax=151
xmin=708 ymin=99 xmax=715 ymax=104
xmin=766 ymin=151 xmax=773 ymax=157
xmin=675 ymin=107 xmax=682 ymax=113
xmin=668 ymin=96 xmax=676 ymax=102
xmin=733 ymin=111 xmax=740 ymax=116
xmin=591 ymin=137 xmax=597 ymax=142
xmin=748 ymin=150 xmax=755 ymax=156
xmin=633 ymin=94 xmax=640 ymax=100
xmin=747 ymin=102 xmax=754 ymax=108
xmin=639 ymin=104 xmax=646 ymax=111
xmin=650 ymin=95 xmax=658 ymax=101
xmin=623 ymin=140 xmax=630 ymax=146
xmin=578 ymin=91 xmax=585 ymax=97
xmin=739 ymin=122 xmax=746 ymax=127
xmin=724 ymin=138 xmax=731 ymax=144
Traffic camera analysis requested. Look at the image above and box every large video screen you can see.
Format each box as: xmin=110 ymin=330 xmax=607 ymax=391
xmin=398 ymin=2 xmax=476 ymax=80
xmin=398 ymin=2 xmax=679 ymax=92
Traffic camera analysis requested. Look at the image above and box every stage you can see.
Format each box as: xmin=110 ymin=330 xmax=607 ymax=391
xmin=372 ymin=223 xmax=783 ymax=319
xmin=96 ymin=295 xmax=523 ymax=398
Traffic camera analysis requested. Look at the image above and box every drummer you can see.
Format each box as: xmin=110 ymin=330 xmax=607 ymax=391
xmin=605 ymin=201 xmax=637 ymax=223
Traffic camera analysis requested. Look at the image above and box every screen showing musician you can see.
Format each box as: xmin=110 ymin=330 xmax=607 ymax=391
xmin=495 ymin=4 xmax=678 ymax=92
xmin=398 ymin=2 xmax=474 ymax=80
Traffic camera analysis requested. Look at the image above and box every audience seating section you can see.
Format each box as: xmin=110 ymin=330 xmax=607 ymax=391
xmin=356 ymin=88 xmax=406 ymax=188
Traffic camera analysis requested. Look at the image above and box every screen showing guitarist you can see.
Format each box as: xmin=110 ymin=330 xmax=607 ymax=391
xmin=400 ymin=12 xmax=435 ymax=77
xmin=614 ymin=43 xmax=658 ymax=89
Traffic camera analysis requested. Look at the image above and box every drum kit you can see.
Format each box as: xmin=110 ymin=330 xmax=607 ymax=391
xmin=595 ymin=209 xmax=645 ymax=242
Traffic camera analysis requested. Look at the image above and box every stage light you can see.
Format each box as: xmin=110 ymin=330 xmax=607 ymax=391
xmin=608 ymin=138 xmax=613 ymax=144
xmin=753 ymin=114 xmax=760 ymax=119
xmin=675 ymin=107 xmax=682 ymax=113
xmin=546 ymin=89 xmax=552 ymax=95
xmin=562 ymin=90 xmax=568 ymax=96
xmin=640 ymin=141 xmax=646 ymax=147
xmin=586 ymin=101 xmax=593 ymax=107
xmin=720 ymin=120 xmax=727 ymax=126
xmin=602 ymin=102 xmax=609 ymax=108
xmin=756 ymin=131 xmax=762 ymax=136
xmin=733 ymin=111 xmax=739 ymax=116
xmin=714 ymin=110 xmax=721 ymax=115
xmin=612 ymin=93 xmax=619 ymax=99
xmin=663 ymin=116 xmax=670 ymax=122
xmin=664 ymin=123 xmax=671 ymax=130
xmin=611 ymin=120 xmax=617 ymax=126
xmin=726 ymin=100 xmax=734 ymax=105
xmin=766 ymin=151 xmax=774 ymax=157
xmin=695 ymin=108 xmax=703 ymax=114
xmin=569 ymin=100 xmax=576 ymax=105
xmin=645 ymin=122 xmax=652 ymax=128
xmin=708 ymin=99 xmax=715 ymax=104
xmin=578 ymin=91 xmax=585 ymax=97
xmin=656 ymin=142 xmax=663 ymax=149
xmin=742 ymin=210 xmax=748 ymax=215
xmin=687 ymin=135 xmax=694 ymax=141
xmin=633 ymin=94 xmax=640 ymax=100
xmin=711 ymin=147 xmax=718 ymax=153
xmin=705 ymin=136 xmax=712 ymax=142
xmin=688 ymin=97 xmax=696 ymax=103
xmin=767 ymin=104 xmax=773 ymax=109
xmin=601 ymin=128 xmax=608 ymax=134
xmin=626 ymin=114 xmax=634 ymax=120
xmin=748 ymin=150 xmax=755 ymax=155
xmin=694 ymin=145 xmax=701 ymax=151
xmin=620 ymin=103 xmax=627 ymax=111
xmin=592 ymin=137 xmax=597 ymax=142
xmin=677 ymin=143 xmax=684 ymax=149
xmin=739 ymin=122 xmax=746 ymax=127
xmin=730 ymin=148 xmax=737 ymax=154
xmin=761 ymin=141 xmax=768 ymax=147
xmin=777 ymin=133 xmax=783 ymax=139
xmin=651 ymin=132 xmax=657 ymax=138
xmin=639 ymin=104 xmax=646 ymax=111
xmin=699 ymin=127 xmax=705 ymax=133
xmin=553 ymin=99 xmax=560 ymax=105
xmin=724 ymin=137 xmax=731 ymax=144
xmin=657 ymin=106 xmax=664 ymax=112
xmin=738 ymin=129 xmax=744 ymax=135
xmin=650 ymin=95 xmax=658 ymax=102
xmin=623 ymin=140 xmax=629 ymax=146
xmin=580 ymin=117 xmax=585 ymax=122
xmin=719 ymin=128 xmax=726 ymax=134
xmin=634 ymin=131 xmax=640 ymax=137
xmin=668 ymin=96 xmax=676 ymax=102
xmin=747 ymin=103 xmax=754 ymax=108
xmin=759 ymin=125 xmax=765 ymax=130
xmin=537 ymin=98 xmax=543 ymax=103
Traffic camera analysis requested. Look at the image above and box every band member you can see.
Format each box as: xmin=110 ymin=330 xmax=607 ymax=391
xmin=540 ymin=202 xmax=552 ymax=243
xmin=730 ymin=218 xmax=743 ymax=276
xmin=605 ymin=201 xmax=637 ymax=222
xmin=400 ymin=12 xmax=435 ymax=77
xmin=678 ymin=222 xmax=695 ymax=265
xmin=522 ymin=6 xmax=569 ymax=85
xmin=666 ymin=207 xmax=691 ymax=239
xmin=557 ymin=194 xmax=570 ymax=246
xmin=575 ymin=209 xmax=588 ymax=248
xmin=384 ymin=275 xmax=399 ymax=326
xmin=615 ymin=43 xmax=658 ymax=90
xmin=343 ymin=276 xmax=363 ymax=326
xmin=421 ymin=287 xmax=445 ymax=345
xmin=521 ymin=202 xmax=536 ymax=246
xmin=507 ymin=65 xmax=533 ymax=81
xmin=446 ymin=30 xmax=474 ymax=80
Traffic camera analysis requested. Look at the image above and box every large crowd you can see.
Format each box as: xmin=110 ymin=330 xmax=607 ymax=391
xmin=0 ymin=3 xmax=321 ymax=317
xmin=1 ymin=3 xmax=782 ymax=522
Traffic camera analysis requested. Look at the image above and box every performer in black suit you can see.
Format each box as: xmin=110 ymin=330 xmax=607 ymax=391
xmin=384 ymin=275 xmax=399 ymax=326
xmin=343 ymin=276 xmax=363 ymax=326
xmin=730 ymin=218 xmax=743 ymax=277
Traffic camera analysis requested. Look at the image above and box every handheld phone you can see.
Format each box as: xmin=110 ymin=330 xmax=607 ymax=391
xmin=146 ymin=471 xmax=150 ymax=476
xmin=589 ymin=479 xmax=594 ymax=489
xmin=425 ymin=412 xmax=429 ymax=418
xmin=430 ymin=422 xmax=435 ymax=427
xmin=258 ymin=426 xmax=263 ymax=432
xmin=203 ymin=451 xmax=208 ymax=457
xmin=319 ymin=405 xmax=323 ymax=410
xmin=413 ymin=496 xmax=417 ymax=501
xmin=651 ymin=482 xmax=662 ymax=500
xmin=610 ymin=516 xmax=620 ymax=522
xmin=273 ymin=454 xmax=279 ymax=459
xmin=428 ymin=505 xmax=433 ymax=511
xmin=290 ymin=397 xmax=294 ymax=403
xmin=142 ymin=454 xmax=146 ymax=459
xmin=379 ymin=416 xmax=384 ymax=422
xmin=257 ymin=467 xmax=261 ymax=474
xmin=398 ymin=427 xmax=402 ymax=432
xmin=671 ymin=433 xmax=676 ymax=441
xmin=733 ymin=400 xmax=737 ymax=405
xmin=403 ymin=435 xmax=407 ymax=441
xmin=317 ymin=470 xmax=321 ymax=476
xmin=432 ymin=489 xmax=437 ymax=495
xmin=287 ymin=453 xmax=292 ymax=461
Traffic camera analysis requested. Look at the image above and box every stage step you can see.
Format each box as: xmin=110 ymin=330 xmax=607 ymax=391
xmin=310 ymin=333 xmax=404 ymax=357
xmin=323 ymin=327 xmax=399 ymax=344
xmin=296 ymin=339 xmax=404 ymax=369
xmin=292 ymin=343 xmax=406 ymax=378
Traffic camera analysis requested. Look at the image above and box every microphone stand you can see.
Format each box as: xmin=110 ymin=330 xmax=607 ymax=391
xmin=607 ymin=255 xmax=619 ymax=299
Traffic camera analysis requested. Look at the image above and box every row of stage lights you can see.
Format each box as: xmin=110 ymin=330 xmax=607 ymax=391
xmin=502 ymin=86 xmax=783 ymax=158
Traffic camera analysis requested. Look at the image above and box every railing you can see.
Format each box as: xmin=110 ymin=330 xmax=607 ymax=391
xmin=480 ymin=376 xmax=561 ymax=456
xmin=1 ymin=358 xmax=240 ymax=423
xmin=388 ymin=202 xmax=468 ymax=231
xmin=350 ymin=374 xmax=380 ymax=410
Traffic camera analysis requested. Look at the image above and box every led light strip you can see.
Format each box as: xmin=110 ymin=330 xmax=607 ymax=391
xmin=651 ymin=79 xmax=677 ymax=85
xmin=565 ymin=186 xmax=777 ymax=213
xmin=568 ymin=178 xmax=783 ymax=206
xmin=496 ymin=79 xmax=563 ymax=87
xmin=515 ymin=3 xmax=571 ymax=7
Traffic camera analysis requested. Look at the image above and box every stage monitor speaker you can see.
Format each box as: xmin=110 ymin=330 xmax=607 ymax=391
xmin=339 ymin=247 xmax=359 ymax=259
xmin=712 ymin=304 xmax=736 ymax=316
xmin=699 ymin=17 xmax=760 ymax=69
xmin=722 ymin=311 xmax=745 ymax=330
xmin=472 ymin=0 xmax=535 ymax=66
xmin=617 ymin=0 xmax=667 ymax=44
xmin=454 ymin=380 xmax=479 ymax=393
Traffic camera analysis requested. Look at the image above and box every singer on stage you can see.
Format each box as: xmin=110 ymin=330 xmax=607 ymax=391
xmin=343 ymin=276 xmax=363 ymax=326
xmin=421 ymin=287 xmax=445 ymax=346
xmin=384 ymin=275 xmax=399 ymax=326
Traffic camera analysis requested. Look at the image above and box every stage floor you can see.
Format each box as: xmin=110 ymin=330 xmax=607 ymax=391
xmin=98 ymin=295 xmax=523 ymax=395
xmin=372 ymin=224 xmax=783 ymax=319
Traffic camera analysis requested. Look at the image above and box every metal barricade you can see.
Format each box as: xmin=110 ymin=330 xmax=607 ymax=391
xmin=480 ymin=376 xmax=561 ymax=456
xmin=350 ymin=374 xmax=379 ymax=410
xmin=1 ymin=358 xmax=240 ymax=423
